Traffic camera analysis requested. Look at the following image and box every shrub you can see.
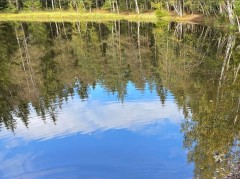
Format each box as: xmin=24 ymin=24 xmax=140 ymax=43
xmin=155 ymin=9 xmax=169 ymax=18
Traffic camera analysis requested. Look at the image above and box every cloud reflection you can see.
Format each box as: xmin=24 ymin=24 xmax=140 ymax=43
xmin=0 ymin=99 xmax=183 ymax=142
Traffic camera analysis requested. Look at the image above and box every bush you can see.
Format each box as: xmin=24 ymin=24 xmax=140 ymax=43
xmin=155 ymin=9 xmax=169 ymax=18
xmin=151 ymin=2 xmax=162 ymax=10
xmin=23 ymin=0 xmax=42 ymax=11
xmin=236 ymin=1 xmax=240 ymax=16
xmin=6 ymin=2 xmax=18 ymax=13
xmin=102 ymin=1 xmax=111 ymax=10
xmin=150 ymin=2 xmax=169 ymax=18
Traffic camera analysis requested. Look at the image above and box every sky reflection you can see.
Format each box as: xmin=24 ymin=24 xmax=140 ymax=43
xmin=0 ymin=83 xmax=193 ymax=179
xmin=0 ymin=84 xmax=183 ymax=141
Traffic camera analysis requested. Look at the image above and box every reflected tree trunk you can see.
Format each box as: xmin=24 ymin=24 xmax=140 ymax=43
xmin=118 ymin=21 xmax=122 ymax=61
xmin=62 ymin=22 xmax=68 ymax=40
xmin=137 ymin=22 xmax=141 ymax=62
xmin=217 ymin=34 xmax=235 ymax=102
xmin=226 ymin=0 xmax=235 ymax=25
xmin=20 ymin=23 xmax=35 ymax=87
xmin=234 ymin=96 xmax=240 ymax=124
xmin=236 ymin=16 xmax=240 ymax=32
xmin=233 ymin=63 xmax=240 ymax=84
xmin=55 ymin=22 xmax=59 ymax=35
xmin=15 ymin=28 xmax=28 ymax=87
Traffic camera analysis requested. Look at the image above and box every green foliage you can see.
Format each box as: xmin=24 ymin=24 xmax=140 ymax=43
xmin=150 ymin=1 xmax=169 ymax=18
xmin=22 ymin=0 xmax=42 ymax=11
xmin=102 ymin=1 xmax=112 ymax=10
xmin=155 ymin=9 xmax=169 ymax=18
xmin=236 ymin=1 xmax=240 ymax=16
xmin=217 ymin=13 xmax=228 ymax=24
xmin=68 ymin=0 xmax=86 ymax=12
xmin=6 ymin=2 xmax=18 ymax=12
xmin=0 ymin=0 xmax=238 ymax=32
xmin=150 ymin=2 xmax=162 ymax=10
xmin=0 ymin=0 xmax=8 ymax=11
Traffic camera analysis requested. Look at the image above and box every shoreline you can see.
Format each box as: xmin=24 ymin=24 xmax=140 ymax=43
xmin=0 ymin=11 xmax=157 ymax=22
xmin=0 ymin=11 xmax=206 ymax=24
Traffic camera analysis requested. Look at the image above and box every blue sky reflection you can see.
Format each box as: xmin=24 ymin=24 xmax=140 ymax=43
xmin=0 ymin=83 xmax=193 ymax=179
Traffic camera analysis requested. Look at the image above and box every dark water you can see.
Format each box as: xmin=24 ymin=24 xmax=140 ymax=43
xmin=0 ymin=21 xmax=239 ymax=179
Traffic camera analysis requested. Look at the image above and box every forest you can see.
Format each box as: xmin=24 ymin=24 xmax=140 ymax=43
xmin=0 ymin=0 xmax=240 ymax=30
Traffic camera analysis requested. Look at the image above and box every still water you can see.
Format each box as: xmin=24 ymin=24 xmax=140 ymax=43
xmin=0 ymin=21 xmax=239 ymax=179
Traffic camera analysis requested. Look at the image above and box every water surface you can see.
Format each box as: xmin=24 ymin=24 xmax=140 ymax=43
xmin=0 ymin=21 xmax=239 ymax=178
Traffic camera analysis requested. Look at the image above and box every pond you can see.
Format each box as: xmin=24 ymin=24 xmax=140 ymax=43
xmin=0 ymin=21 xmax=239 ymax=178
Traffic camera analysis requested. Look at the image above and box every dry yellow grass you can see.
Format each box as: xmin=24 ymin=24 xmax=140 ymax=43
xmin=0 ymin=11 xmax=158 ymax=22
xmin=0 ymin=11 xmax=207 ymax=25
xmin=173 ymin=14 xmax=205 ymax=23
xmin=159 ymin=13 xmax=205 ymax=24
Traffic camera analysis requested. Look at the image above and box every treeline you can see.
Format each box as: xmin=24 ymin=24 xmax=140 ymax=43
xmin=0 ymin=1 xmax=240 ymax=17
xmin=1 ymin=1 xmax=240 ymax=30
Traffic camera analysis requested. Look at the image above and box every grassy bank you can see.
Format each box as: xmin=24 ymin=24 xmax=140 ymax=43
xmin=0 ymin=11 xmax=158 ymax=22
xmin=0 ymin=11 xmax=210 ymax=25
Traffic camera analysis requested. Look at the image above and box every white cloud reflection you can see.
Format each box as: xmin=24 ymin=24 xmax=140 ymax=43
xmin=0 ymin=98 xmax=188 ymax=179
xmin=0 ymin=99 xmax=184 ymax=142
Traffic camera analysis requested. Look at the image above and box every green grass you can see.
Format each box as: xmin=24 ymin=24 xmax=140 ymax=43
xmin=0 ymin=11 xmax=158 ymax=22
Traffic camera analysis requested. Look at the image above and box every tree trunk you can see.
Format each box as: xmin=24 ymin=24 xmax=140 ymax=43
xmin=137 ymin=22 xmax=141 ymax=62
xmin=58 ymin=0 xmax=62 ymax=9
xmin=226 ymin=0 xmax=235 ymax=25
xmin=112 ymin=2 xmax=115 ymax=12
xmin=145 ymin=0 xmax=148 ymax=10
xmin=236 ymin=16 xmax=240 ymax=32
xmin=166 ymin=1 xmax=170 ymax=11
xmin=51 ymin=0 xmax=55 ymax=9
xmin=116 ymin=0 xmax=119 ymax=14
xmin=233 ymin=63 xmax=240 ymax=84
xmin=219 ymin=3 xmax=223 ymax=14
xmin=15 ymin=0 xmax=19 ymax=10
xmin=126 ymin=0 xmax=129 ymax=10
xmin=134 ymin=0 xmax=140 ymax=14
xmin=217 ymin=35 xmax=235 ymax=102
xmin=96 ymin=0 xmax=98 ymax=9
xmin=179 ymin=0 xmax=184 ymax=17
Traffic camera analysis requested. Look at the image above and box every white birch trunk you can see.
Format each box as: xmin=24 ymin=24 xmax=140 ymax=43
xmin=134 ymin=0 xmax=140 ymax=14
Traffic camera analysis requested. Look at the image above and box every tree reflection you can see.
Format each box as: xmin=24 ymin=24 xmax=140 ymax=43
xmin=0 ymin=20 xmax=239 ymax=178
